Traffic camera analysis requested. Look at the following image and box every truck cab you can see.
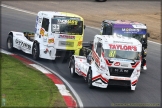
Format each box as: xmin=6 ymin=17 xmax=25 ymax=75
xmin=33 ymin=11 xmax=85 ymax=60
xmin=69 ymin=34 xmax=142 ymax=90
xmin=7 ymin=11 xmax=85 ymax=61
xmin=100 ymin=20 xmax=149 ymax=70
xmin=100 ymin=20 xmax=149 ymax=47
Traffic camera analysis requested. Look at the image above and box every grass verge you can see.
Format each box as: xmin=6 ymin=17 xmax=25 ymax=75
xmin=1 ymin=53 xmax=66 ymax=107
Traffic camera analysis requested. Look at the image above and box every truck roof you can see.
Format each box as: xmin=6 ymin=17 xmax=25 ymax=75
xmin=38 ymin=11 xmax=83 ymax=20
xmin=103 ymin=20 xmax=145 ymax=25
xmin=96 ymin=34 xmax=142 ymax=51
xmin=103 ymin=20 xmax=147 ymax=29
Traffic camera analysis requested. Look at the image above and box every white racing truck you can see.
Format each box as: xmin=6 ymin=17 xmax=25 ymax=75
xmin=7 ymin=11 xmax=85 ymax=60
xmin=69 ymin=34 xmax=142 ymax=91
xmin=100 ymin=20 xmax=150 ymax=70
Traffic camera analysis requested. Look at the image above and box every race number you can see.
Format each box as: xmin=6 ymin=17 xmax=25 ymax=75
xmin=52 ymin=24 xmax=59 ymax=31
xmin=109 ymin=50 xmax=116 ymax=58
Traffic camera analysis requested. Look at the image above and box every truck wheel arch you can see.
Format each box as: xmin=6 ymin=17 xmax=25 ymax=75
xmin=32 ymin=41 xmax=40 ymax=50
xmin=69 ymin=55 xmax=74 ymax=68
xmin=69 ymin=57 xmax=77 ymax=77
xmin=87 ymin=68 xmax=93 ymax=88
xmin=7 ymin=33 xmax=14 ymax=52
xmin=32 ymin=41 xmax=40 ymax=60
xmin=8 ymin=32 xmax=13 ymax=37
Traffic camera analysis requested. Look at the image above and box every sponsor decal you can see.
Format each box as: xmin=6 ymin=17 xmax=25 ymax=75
xmin=48 ymin=38 xmax=54 ymax=43
xmin=40 ymin=28 xmax=45 ymax=36
xmin=43 ymin=38 xmax=47 ymax=42
xmin=92 ymin=50 xmax=100 ymax=66
xmin=114 ymin=27 xmax=147 ymax=34
xmin=38 ymin=18 xmax=42 ymax=23
xmin=44 ymin=34 xmax=48 ymax=36
xmin=122 ymin=28 xmax=140 ymax=32
xmin=113 ymin=41 xmax=133 ymax=44
xmin=132 ymin=24 xmax=146 ymax=28
xmin=57 ymin=19 xmax=78 ymax=25
xmin=109 ymin=44 xmax=137 ymax=51
xmin=113 ymin=68 xmax=129 ymax=73
xmin=59 ymin=35 xmax=75 ymax=39
xmin=114 ymin=62 xmax=120 ymax=66
xmin=15 ymin=39 xmax=31 ymax=50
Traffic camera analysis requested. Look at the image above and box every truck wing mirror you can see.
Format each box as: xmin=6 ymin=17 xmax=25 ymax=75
xmin=87 ymin=55 xmax=92 ymax=63
xmin=146 ymin=33 xmax=150 ymax=37
xmin=84 ymin=25 xmax=86 ymax=29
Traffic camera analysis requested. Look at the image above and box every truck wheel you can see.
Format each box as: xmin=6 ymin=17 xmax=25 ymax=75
xmin=32 ymin=42 xmax=39 ymax=60
xmin=87 ymin=69 xmax=93 ymax=89
xmin=69 ymin=59 xmax=77 ymax=77
xmin=7 ymin=35 xmax=14 ymax=52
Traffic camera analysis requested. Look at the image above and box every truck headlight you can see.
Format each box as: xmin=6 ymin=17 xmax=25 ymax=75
xmin=144 ymin=49 xmax=147 ymax=55
xmin=143 ymin=35 xmax=146 ymax=38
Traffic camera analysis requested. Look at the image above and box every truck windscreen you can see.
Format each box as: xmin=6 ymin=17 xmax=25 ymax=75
xmin=51 ymin=16 xmax=83 ymax=35
xmin=113 ymin=28 xmax=147 ymax=41
xmin=104 ymin=49 xmax=141 ymax=60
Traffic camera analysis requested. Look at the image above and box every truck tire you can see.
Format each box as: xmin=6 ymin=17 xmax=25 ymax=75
xmin=32 ymin=42 xmax=39 ymax=60
xmin=7 ymin=35 xmax=14 ymax=52
xmin=87 ymin=69 xmax=93 ymax=89
xmin=69 ymin=59 xmax=77 ymax=77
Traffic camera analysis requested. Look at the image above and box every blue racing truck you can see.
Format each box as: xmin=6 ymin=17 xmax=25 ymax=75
xmin=100 ymin=20 xmax=150 ymax=70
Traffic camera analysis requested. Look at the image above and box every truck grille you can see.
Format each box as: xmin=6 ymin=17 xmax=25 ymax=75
xmin=109 ymin=79 xmax=131 ymax=86
xmin=109 ymin=67 xmax=134 ymax=77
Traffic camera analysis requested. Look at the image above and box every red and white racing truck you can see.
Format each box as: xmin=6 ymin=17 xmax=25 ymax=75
xmin=69 ymin=34 xmax=142 ymax=90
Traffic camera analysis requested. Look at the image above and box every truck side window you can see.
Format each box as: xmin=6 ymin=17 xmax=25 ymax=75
xmin=96 ymin=42 xmax=102 ymax=57
xmin=103 ymin=24 xmax=112 ymax=35
xmin=42 ymin=18 xmax=49 ymax=31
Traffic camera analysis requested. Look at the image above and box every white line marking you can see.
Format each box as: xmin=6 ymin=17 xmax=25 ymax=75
xmin=0 ymin=49 xmax=13 ymax=55
xmin=55 ymin=84 xmax=71 ymax=96
xmin=29 ymin=64 xmax=51 ymax=74
xmin=1 ymin=4 xmax=36 ymax=15
xmin=1 ymin=4 xmax=161 ymax=45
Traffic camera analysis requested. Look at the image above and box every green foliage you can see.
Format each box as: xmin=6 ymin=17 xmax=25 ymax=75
xmin=1 ymin=53 xmax=66 ymax=107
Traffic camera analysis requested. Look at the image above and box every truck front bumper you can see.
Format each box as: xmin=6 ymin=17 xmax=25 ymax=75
xmin=92 ymin=73 xmax=138 ymax=90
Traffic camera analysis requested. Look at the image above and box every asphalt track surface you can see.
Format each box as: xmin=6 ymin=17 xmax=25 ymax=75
xmin=1 ymin=7 xmax=161 ymax=107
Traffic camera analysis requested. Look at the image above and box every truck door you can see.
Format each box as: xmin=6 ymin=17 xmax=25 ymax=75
xmin=94 ymin=42 xmax=102 ymax=67
xmin=40 ymin=17 xmax=49 ymax=45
